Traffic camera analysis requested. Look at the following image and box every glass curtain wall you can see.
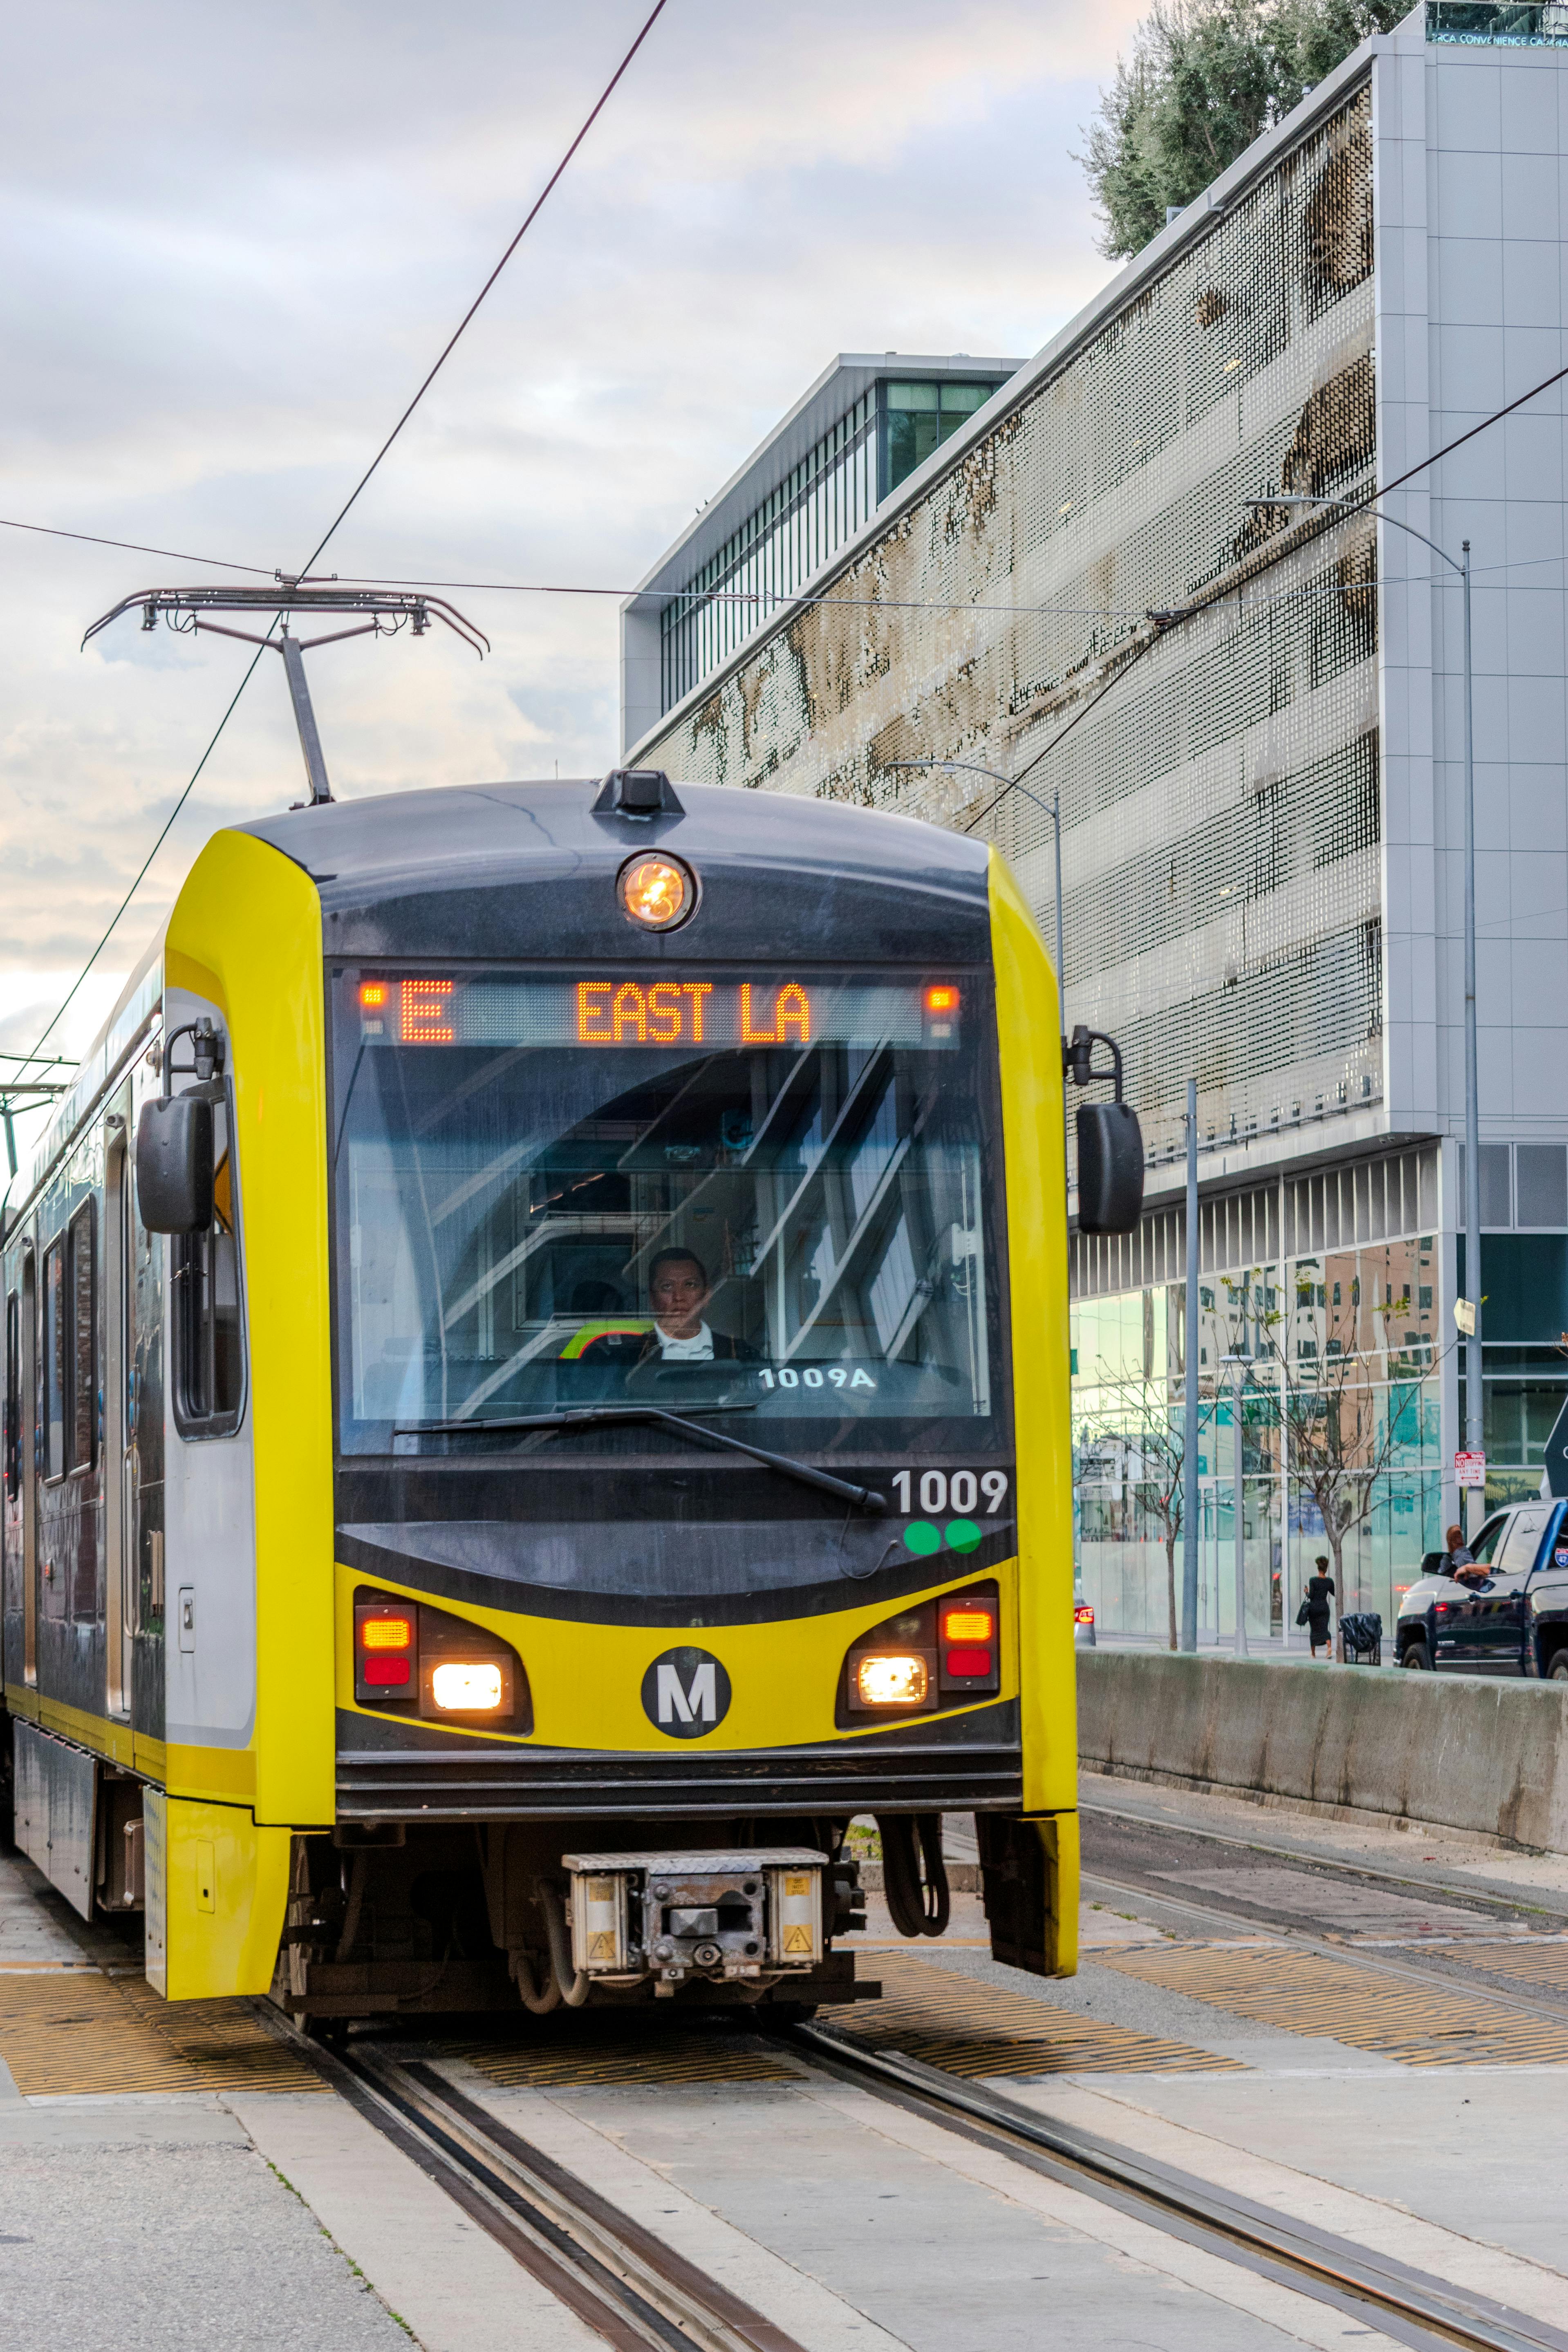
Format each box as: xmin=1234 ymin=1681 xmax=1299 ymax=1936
xmin=1073 ymin=1232 xmax=1446 ymax=1642
xmin=659 ymin=378 xmax=1006 ymax=717
xmin=880 ymin=381 xmax=998 ymax=497
xmin=660 ymin=395 xmax=880 ymax=713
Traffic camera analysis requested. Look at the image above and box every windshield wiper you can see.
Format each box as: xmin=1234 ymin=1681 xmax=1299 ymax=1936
xmin=397 ymin=1405 xmax=887 ymax=1513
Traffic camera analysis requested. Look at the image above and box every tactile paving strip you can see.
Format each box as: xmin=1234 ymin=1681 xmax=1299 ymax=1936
xmin=1100 ymin=1941 xmax=1568 ymax=2066
xmin=0 ymin=1971 xmax=325 ymax=2097
xmin=448 ymin=2018 xmax=797 ymax=2089
xmin=822 ymin=1950 xmax=1239 ymax=2077
xmin=1453 ymin=1938 xmax=1568 ymax=1993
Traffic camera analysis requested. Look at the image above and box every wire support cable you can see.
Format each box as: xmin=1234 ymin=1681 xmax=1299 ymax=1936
xmin=297 ymin=0 xmax=670 ymax=578
xmin=5 ymin=0 xmax=671 ymax=1101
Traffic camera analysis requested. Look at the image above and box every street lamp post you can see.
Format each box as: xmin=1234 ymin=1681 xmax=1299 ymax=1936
xmin=1254 ymin=494 xmax=1480 ymax=1528
xmin=1221 ymin=1352 xmax=1250 ymax=1657
xmin=887 ymin=758 xmax=1065 ymax=1015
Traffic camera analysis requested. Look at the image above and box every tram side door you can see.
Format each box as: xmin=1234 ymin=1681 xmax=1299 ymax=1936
xmin=20 ymin=1245 xmax=38 ymax=1686
xmin=104 ymin=1095 xmax=134 ymax=1716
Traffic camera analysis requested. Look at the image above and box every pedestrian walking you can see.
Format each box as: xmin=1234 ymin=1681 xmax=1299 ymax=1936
xmin=1302 ymin=1555 xmax=1335 ymax=1659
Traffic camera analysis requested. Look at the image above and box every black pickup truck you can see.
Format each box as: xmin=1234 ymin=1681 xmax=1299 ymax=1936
xmin=1395 ymin=1501 xmax=1568 ymax=1677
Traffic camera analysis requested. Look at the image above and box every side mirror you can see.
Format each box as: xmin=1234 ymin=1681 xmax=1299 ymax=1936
xmin=1076 ymin=1101 xmax=1145 ymax=1234
xmin=135 ymin=1095 xmax=213 ymax=1234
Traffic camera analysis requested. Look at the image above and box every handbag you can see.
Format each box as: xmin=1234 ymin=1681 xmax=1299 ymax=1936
xmin=1295 ymin=1599 xmax=1311 ymax=1627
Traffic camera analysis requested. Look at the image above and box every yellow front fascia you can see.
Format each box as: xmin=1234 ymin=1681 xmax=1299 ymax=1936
xmin=166 ymin=829 xmax=336 ymax=1827
xmin=146 ymin=1793 xmax=291 ymax=2000
xmin=336 ymin=1558 xmax=1020 ymax=1751
xmin=987 ymin=849 xmax=1076 ymax=1817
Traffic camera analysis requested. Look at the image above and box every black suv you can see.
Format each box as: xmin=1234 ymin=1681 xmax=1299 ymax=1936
xmin=1395 ymin=1501 xmax=1568 ymax=1678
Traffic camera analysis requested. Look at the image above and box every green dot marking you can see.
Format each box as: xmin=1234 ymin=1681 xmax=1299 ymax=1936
xmin=945 ymin=1518 xmax=982 ymax=1553
xmin=903 ymin=1520 xmax=941 ymax=1557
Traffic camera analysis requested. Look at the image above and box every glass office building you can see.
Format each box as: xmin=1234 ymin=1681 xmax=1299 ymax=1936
xmin=627 ymin=14 xmax=1568 ymax=1640
xmin=620 ymin=358 xmax=1020 ymax=753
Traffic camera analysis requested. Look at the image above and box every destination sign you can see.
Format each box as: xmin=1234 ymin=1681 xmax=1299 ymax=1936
xmin=349 ymin=972 xmax=963 ymax=1051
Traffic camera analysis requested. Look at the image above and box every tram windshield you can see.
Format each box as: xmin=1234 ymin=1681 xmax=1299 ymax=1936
xmin=331 ymin=965 xmax=1008 ymax=1459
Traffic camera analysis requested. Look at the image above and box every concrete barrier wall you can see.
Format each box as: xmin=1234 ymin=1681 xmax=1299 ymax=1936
xmin=1077 ymin=1651 xmax=1568 ymax=1854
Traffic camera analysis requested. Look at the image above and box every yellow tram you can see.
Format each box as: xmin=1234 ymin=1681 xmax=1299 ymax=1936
xmin=2 ymin=769 xmax=1138 ymax=2017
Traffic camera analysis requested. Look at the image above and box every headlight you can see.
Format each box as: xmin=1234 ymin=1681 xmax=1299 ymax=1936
xmin=855 ymin=1653 xmax=929 ymax=1707
xmin=431 ymin=1661 xmax=505 ymax=1712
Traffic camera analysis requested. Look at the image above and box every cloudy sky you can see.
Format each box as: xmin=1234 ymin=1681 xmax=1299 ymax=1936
xmin=0 ymin=0 xmax=1140 ymax=1159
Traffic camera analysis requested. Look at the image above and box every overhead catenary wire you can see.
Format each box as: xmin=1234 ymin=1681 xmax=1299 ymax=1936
xmin=0 ymin=515 xmax=272 ymax=574
xmin=13 ymin=130 xmax=1568 ymax=1101
xmin=296 ymin=0 xmax=671 ymax=579
xmin=4 ymin=0 xmax=672 ymax=1103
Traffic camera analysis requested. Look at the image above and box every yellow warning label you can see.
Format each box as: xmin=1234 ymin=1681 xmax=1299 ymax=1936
xmin=783 ymin=1924 xmax=814 ymax=1954
xmin=784 ymin=1875 xmax=811 ymax=1897
xmin=588 ymin=1932 xmax=618 ymax=1960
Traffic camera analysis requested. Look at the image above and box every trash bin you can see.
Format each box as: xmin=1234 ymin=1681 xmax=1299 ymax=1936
xmin=1337 ymin=1611 xmax=1383 ymax=1666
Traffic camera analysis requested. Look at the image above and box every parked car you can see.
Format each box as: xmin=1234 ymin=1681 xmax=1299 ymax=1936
xmin=1395 ymin=1501 xmax=1568 ymax=1677
xmin=1074 ymin=1597 xmax=1097 ymax=1649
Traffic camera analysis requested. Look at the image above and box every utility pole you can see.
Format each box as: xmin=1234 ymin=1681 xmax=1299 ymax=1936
xmin=1223 ymin=1354 xmax=1249 ymax=1657
xmin=1460 ymin=539 xmax=1482 ymax=1534
xmin=1252 ymin=493 xmax=1481 ymax=1534
xmin=1182 ymin=1078 xmax=1200 ymax=1652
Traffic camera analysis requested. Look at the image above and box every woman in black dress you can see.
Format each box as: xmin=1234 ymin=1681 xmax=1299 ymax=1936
xmin=1304 ymin=1555 xmax=1336 ymax=1658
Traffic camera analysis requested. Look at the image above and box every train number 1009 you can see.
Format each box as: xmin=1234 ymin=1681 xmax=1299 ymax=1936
xmin=891 ymin=1469 xmax=1009 ymax=1516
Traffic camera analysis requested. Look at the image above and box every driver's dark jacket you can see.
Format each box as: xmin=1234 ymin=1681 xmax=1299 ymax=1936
xmin=634 ymin=1330 xmax=759 ymax=1365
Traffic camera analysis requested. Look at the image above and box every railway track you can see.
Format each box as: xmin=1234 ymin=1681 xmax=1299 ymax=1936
xmin=274 ymin=1999 xmax=1568 ymax=2352
xmin=1079 ymin=1790 xmax=1568 ymax=1932
xmin=294 ymin=2026 xmax=809 ymax=2352
xmin=781 ymin=2019 xmax=1568 ymax=2352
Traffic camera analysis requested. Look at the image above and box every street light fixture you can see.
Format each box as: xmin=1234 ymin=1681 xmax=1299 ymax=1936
xmin=885 ymin=758 xmax=1065 ymax=1019
xmin=1253 ymin=492 xmax=1481 ymax=1527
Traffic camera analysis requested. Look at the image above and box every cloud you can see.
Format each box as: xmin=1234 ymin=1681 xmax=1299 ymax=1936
xmin=0 ymin=0 xmax=1140 ymax=1060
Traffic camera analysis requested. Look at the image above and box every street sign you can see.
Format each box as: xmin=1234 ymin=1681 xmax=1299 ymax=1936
xmin=1454 ymin=1450 xmax=1486 ymax=1488
xmin=1454 ymin=1297 xmax=1476 ymax=1335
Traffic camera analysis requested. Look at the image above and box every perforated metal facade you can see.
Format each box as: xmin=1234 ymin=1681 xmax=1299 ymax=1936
xmin=634 ymin=87 xmax=1382 ymax=1174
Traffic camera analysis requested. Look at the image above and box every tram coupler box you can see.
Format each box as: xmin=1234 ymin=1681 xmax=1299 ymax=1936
xmin=561 ymin=1848 xmax=827 ymax=1987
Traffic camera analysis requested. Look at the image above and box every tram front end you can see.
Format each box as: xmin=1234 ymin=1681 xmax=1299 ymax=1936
xmin=138 ymin=773 xmax=1102 ymax=2016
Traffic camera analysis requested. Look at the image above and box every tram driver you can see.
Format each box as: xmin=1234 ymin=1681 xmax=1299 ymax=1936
xmin=636 ymin=1247 xmax=757 ymax=1365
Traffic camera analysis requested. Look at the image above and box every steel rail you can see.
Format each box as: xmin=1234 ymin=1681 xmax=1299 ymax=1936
xmin=1080 ymin=1790 xmax=1568 ymax=1926
xmin=781 ymin=2021 xmax=1568 ymax=2352
xmin=276 ymin=2020 xmax=809 ymax=2352
xmin=1079 ymin=1863 xmax=1568 ymax=2034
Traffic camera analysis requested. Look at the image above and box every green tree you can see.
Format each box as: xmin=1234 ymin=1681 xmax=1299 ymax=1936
xmin=1078 ymin=0 xmax=1410 ymax=259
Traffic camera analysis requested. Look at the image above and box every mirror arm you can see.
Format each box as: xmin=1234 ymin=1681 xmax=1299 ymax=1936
xmin=161 ymin=1017 xmax=226 ymax=1098
xmin=1062 ymin=1022 xmax=1124 ymax=1102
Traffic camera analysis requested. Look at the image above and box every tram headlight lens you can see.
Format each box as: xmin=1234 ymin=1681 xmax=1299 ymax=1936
xmin=855 ymin=1653 xmax=928 ymax=1707
xmin=431 ymin=1661 xmax=504 ymax=1712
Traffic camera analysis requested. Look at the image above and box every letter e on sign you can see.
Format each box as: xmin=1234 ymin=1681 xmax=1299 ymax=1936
xmin=641 ymin=1646 xmax=731 ymax=1739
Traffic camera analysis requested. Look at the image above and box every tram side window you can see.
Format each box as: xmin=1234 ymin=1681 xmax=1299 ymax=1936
xmin=3 ymin=1291 xmax=17 ymax=1498
xmin=173 ymin=1096 xmax=243 ymax=1433
xmin=43 ymin=1241 xmax=65 ymax=1478
xmin=68 ymin=1201 xmax=97 ymax=1472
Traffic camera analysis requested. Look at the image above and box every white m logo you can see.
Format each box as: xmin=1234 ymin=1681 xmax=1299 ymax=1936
xmin=656 ymin=1662 xmax=717 ymax=1725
